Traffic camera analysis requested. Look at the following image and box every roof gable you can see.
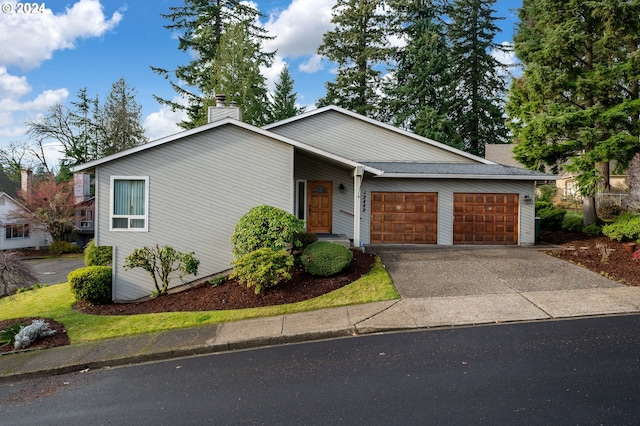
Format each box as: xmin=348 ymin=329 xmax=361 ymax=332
xmin=71 ymin=118 xmax=365 ymax=173
xmin=264 ymin=106 xmax=492 ymax=165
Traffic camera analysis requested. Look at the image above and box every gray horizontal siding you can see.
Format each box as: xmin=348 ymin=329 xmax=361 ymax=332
xmin=271 ymin=110 xmax=475 ymax=164
xmin=295 ymin=153 xmax=356 ymax=240
xmin=361 ymin=178 xmax=536 ymax=246
xmin=96 ymin=124 xmax=294 ymax=301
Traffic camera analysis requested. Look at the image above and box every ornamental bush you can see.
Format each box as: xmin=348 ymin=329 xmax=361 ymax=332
xmin=602 ymin=213 xmax=640 ymax=242
xmin=68 ymin=266 xmax=112 ymax=304
xmin=84 ymin=239 xmax=113 ymax=266
xmin=123 ymin=245 xmax=199 ymax=297
xmin=231 ymin=205 xmax=305 ymax=259
xmin=536 ymin=206 xmax=566 ymax=230
xmin=49 ymin=240 xmax=81 ymax=256
xmin=561 ymin=214 xmax=583 ymax=233
xmin=230 ymin=248 xmax=294 ymax=294
xmin=300 ymin=241 xmax=353 ymax=277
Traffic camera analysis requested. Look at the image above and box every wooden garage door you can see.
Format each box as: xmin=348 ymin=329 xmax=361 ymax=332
xmin=371 ymin=192 xmax=437 ymax=244
xmin=453 ymin=193 xmax=518 ymax=245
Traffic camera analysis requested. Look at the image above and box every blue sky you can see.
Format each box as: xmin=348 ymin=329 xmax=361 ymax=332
xmin=0 ymin=0 xmax=520 ymax=168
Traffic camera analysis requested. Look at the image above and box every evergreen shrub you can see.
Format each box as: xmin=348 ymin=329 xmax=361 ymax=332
xmin=301 ymin=241 xmax=353 ymax=277
xmin=68 ymin=266 xmax=112 ymax=304
xmin=231 ymin=205 xmax=305 ymax=259
xmin=561 ymin=214 xmax=583 ymax=233
xmin=84 ymin=239 xmax=113 ymax=266
xmin=602 ymin=213 xmax=640 ymax=242
xmin=49 ymin=241 xmax=81 ymax=255
xmin=231 ymin=248 xmax=294 ymax=294
xmin=536 ymin=206 xmax=566 ymax=230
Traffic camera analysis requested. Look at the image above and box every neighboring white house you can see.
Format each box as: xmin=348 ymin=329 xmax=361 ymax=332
xmin=0 ymin=191 xmax=49 ymax=251
xmin=72 ymin=104 xmax=557 ymax=301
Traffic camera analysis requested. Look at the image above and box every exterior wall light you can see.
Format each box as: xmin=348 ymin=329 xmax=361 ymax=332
xmin=523 ymin=195 xmax=533 ymax=205
xmin=339 ymin=183 xmax=346 ymax=193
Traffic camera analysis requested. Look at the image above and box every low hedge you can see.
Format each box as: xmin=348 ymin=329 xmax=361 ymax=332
xmin=300 ymin=241 xmax=353 ymax=277
xmin=68 ymin=266 xmax=112 ymax=304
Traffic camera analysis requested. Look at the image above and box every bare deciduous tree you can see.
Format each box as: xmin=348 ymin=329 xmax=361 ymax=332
xmin=0 ymin=251 xmax=38 ymax=298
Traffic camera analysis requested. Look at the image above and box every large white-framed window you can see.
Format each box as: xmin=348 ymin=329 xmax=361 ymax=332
xmin=5 ymin=223 xmax=29 ymax=239
xmin=110 ymin=176 xmax=149 ymax=231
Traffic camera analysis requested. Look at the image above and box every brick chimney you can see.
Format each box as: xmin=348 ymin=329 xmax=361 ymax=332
xmin=74 ymin=173 xmax=91 ymax=204
xmin=20 ymin=169 xmax=32 ymax=195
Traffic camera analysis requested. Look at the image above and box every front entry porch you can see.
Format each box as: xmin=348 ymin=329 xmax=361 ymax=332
xmin=315 ymin=233 xmax=352 ymax=248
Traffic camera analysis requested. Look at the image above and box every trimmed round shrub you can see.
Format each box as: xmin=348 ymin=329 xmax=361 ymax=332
xmin=536 ymin=207 xmax=566 ymax=230
xmin=231 ymin=248 xmax=294 ymax=294
xmin=68 ymin=266 xmax=112 ymax=304
xmin=561 ymin=214 xmax=583 ymax=233
xmin=231 ymin=205 xmax=305 ymax=259
xmin=84 ymin=239 xmax=113 ymax=266
xmin=301 ymin=241 xmax=353 ymax=277
xmin=49 ymin=240 xmax=81 ymax=256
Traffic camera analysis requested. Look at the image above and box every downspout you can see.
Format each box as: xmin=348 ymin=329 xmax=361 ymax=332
xmin=352 ymin=166 xmax=364 ymax=248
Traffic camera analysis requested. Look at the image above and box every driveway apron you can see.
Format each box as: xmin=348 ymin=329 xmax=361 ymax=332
xmin=368 ymin=245 xmax=623 ymax=299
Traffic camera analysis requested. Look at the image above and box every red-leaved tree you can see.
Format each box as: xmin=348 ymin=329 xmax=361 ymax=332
xmin=10 ymin=178 xmax=76 ymax=242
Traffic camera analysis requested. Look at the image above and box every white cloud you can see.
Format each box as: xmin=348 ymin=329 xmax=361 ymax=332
xmin=0 ymin=67 xmax=67 ymax=135
xmin=299 ymin=54 xmax=323 ymax=73
xmin=491 ymin=41 xmax=520 ymax=77
xmin=0 ymin=0 xmax=122 ymax=70
xmin=143 ymin=99 xmax=188 ymax=141
xmin=263 ymin=0 xmax=334 ymax=59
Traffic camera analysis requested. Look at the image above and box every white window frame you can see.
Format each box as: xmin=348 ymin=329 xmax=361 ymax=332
xmin=110 ymin=176 xmax=149 ymax=232
xmin=5 ymin=223 xmax=29 ymax=240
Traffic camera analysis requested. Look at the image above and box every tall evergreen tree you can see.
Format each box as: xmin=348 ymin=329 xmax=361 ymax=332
xmin=317 ymin=0 xmax=393 ymax=118
xmin=384 ymin=0 xmax=458 ymax=145
xmin=151 ymin=0 xmax=274 ymax=127
xmin=208 ymin=22 xmax=272 ymax=126
xmin=507 ymin=0 xmax=640 ymax=224
xmin=270 ymin=65 xmax=305 ymax=122
xmin=448 ymin=0 xmax=509 ymax=156
xmin=27 ymin=82 xmax=147 ymax=169
xmin=101 ymin=78 xmax=147 ymax=157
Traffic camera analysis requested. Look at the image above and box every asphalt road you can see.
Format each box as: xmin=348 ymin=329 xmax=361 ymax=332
xmin=24 ymin=256 xmax=85 ymax=285
xmin=2 ymin=315 xmax=639 ymax=425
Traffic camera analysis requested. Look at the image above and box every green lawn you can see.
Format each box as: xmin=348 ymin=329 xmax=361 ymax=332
xmin=0 ymin=257 xmax=399 ymax=343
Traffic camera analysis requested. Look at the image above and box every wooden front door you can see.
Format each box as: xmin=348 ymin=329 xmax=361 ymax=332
xmin=307 ymin=181 xmax=332 ymax=233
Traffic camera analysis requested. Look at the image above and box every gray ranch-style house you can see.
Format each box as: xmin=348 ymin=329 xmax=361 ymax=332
xmin=72 ymin=105 xmax=555 ymax=301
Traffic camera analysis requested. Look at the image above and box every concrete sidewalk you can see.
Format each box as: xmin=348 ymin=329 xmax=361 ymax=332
xmin=3 ymin=246 xmax=640 ymax=383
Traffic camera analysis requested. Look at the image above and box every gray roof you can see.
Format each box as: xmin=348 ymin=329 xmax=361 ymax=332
xmin=484 ymin=144 xmax=523 ymax=168
xmin=362 ymin=162 xmax=557 ymax=181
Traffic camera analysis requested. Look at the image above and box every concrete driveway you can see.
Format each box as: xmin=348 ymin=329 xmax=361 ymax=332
xmin=368 ymin=245 xmax=623 ymax=298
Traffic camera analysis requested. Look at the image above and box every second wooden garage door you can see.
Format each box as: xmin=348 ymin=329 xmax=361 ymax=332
xmin=371 ymin=192 xmax=437 ymax=244
xmin=453 ymin=193 xmax=518 ymax=245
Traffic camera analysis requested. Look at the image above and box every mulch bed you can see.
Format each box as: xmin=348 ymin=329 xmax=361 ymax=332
xmin=74 ymin=249 xmax=377 ymax=315
xmin=0 ymin=318 xmax=69 ymax=355
xmin=540 ymin=230 xmax=640 ymax=287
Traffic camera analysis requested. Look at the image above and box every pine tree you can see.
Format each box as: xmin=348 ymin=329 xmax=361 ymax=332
xmin=270 ymin=66 xmax=305 ymax=122
xmin=384 ymin=0 xmax=458 ymax=145
xmin=507 ymin=0 xmax=640 ymax=224
xmin=151 ymin=0 xmax=274 ymax=127
xmin=447 ymin=0 xmax=509 ymax=156
xmin=317 ymin=0 xmax=393 ymax=118
xmin=102 ymin=77 xmax=147 ymax=157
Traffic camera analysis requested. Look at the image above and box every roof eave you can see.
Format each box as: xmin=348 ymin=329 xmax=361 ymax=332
xmin=375 ymin=173 xmax=559 ymax=181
